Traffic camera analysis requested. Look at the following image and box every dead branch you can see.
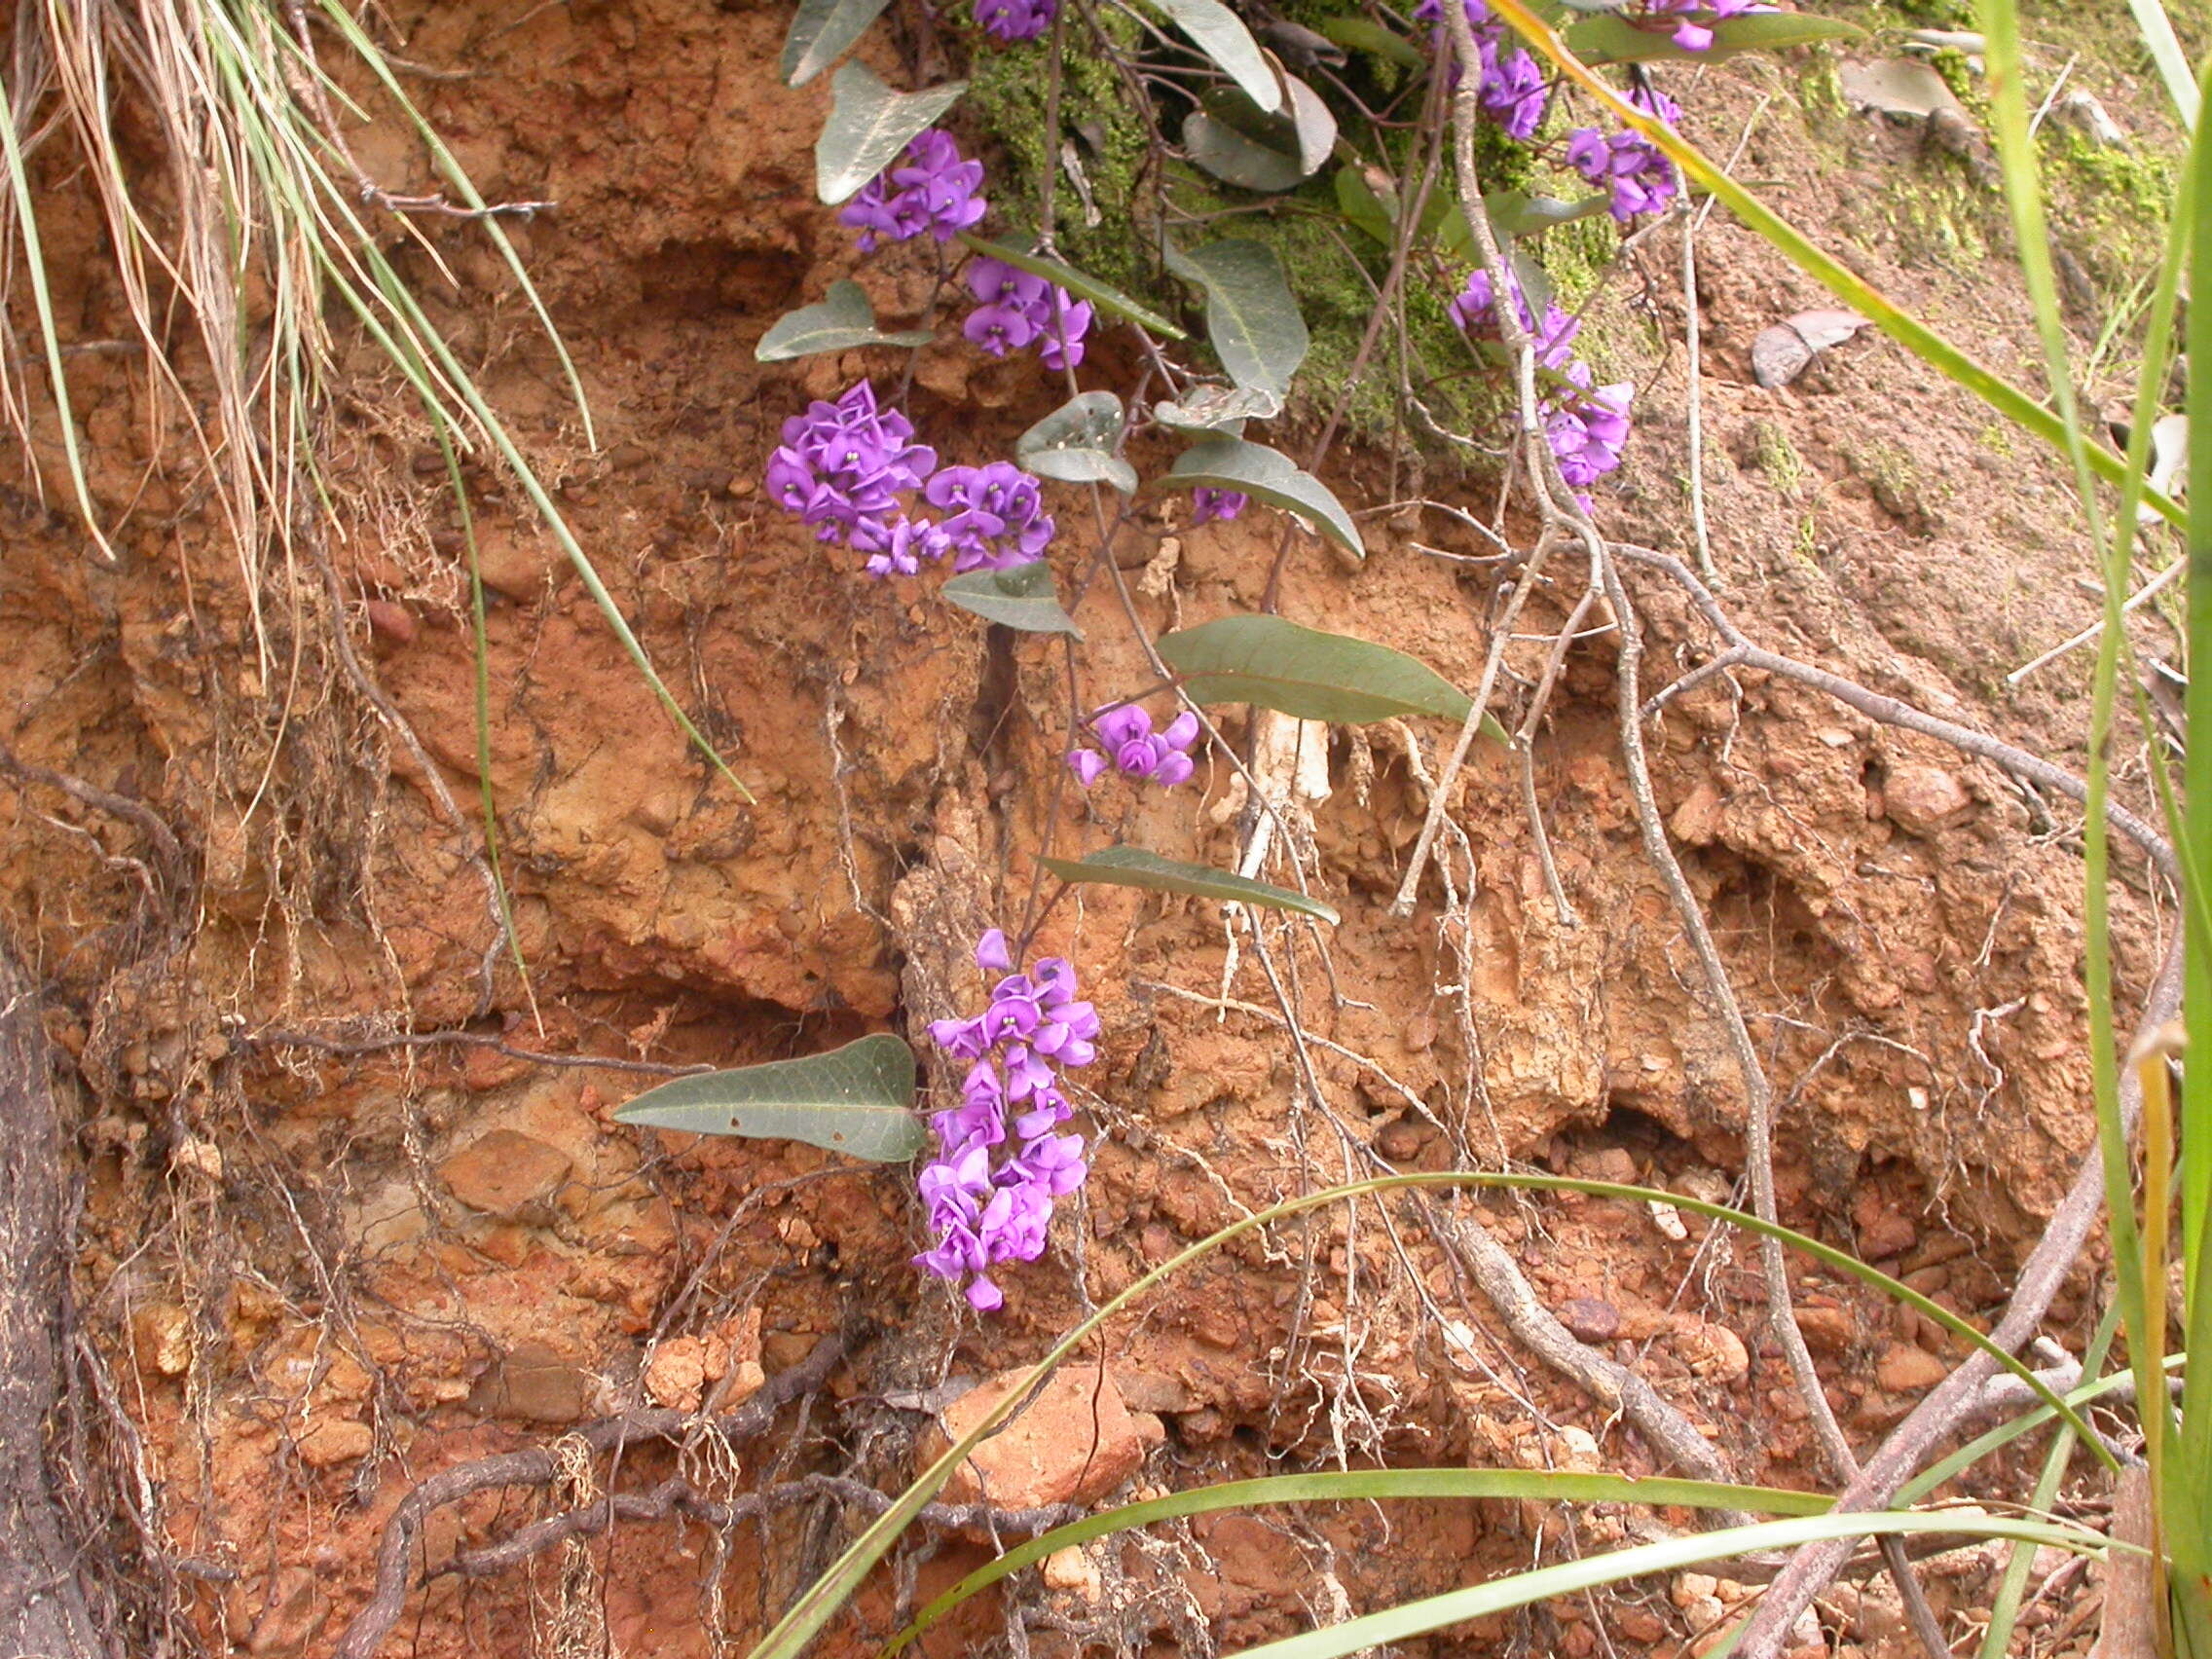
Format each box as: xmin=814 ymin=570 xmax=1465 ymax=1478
xmin=244 ymin=1023 xmax=714 ymax=1079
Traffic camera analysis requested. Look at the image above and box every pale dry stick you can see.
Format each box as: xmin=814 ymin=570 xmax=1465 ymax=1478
xmin=1733 ymin=934 xmax=2182 ymax=1659
xmin=2008 ymin=556 xmax=2181 ymax=684
xmin=1593 ymin=540 xmax=1955 ymax=1659
xmin=1516 ymin=569 xmax=1602 ymax=927
xmin=1618 ymin=542 xmax=2178 ymax=882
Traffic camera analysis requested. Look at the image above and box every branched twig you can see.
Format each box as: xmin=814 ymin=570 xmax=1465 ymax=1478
xmin=243 ymin=1023 xmax=713 ymax=1079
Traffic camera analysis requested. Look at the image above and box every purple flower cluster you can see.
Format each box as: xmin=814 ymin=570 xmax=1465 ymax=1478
xmin=964 ymin=258 xmax=1094 ymax=373
xmin=1192 ymin=488 xmax=1247 ymax=524
xmin=840 ymin=130 xmax=988 ymax=254
xmin=1068 ymin=703 xmax=1201 ymax=789
xmin=1627 ymin=0 xmax=1767 ymax=52
xmin=1451 ymin=270 xmax=1634 ymax=493
xmin=919 ymin=930 xmax=1096 ymax=1311
xmin=926 ymin=461 xmax=1056 ymax=571
xmin=1563 ymin=87 xmax=1683 ymax=221
xmin=765 ymin=382 xmax=938 ymax=552
xmin=1413 ymin=0 xmax=1548 ymax=138
xmin=975 ymin=0 xmax=1056 ymax=40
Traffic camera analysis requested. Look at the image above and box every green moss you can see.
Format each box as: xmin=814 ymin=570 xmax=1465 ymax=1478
xmin=1797 ymin=47 xmax=1849 ymax=120
xmin=1747 ymin=418 xmax=1807 ymax=498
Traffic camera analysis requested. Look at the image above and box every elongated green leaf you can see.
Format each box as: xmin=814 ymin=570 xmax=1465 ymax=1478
xmin=1017 ymin=392 xmax=1136 ymax=492
xmin=2124 ymin=0 xmax=2199 ymax=129
xmin=890 ymin=1469 xmax=1832 ymax=1654
xmin=958 ymin=235 xmax=1186 ymax=338
xmin=1321 ymin=14 xmax=1426 ymax=67
xmin=1142 ymin=0 xmax=1283 ymax=111
xmin=1166 ymin=240 xmax=1309 ymax=398
xmin=1162 ymin=439 xmax=1363 ymax=559
xmin=1041 ymin=846 xmax=1340 ymax=923
xmin=614 ymin=1034 xmax=922 ymax=1161
xmin=1184 ymin=109 xmax=1308 ymax=191
xmin=1487 ymin=188 xmax=1612 ymax=236
xmin=1232 ymin=1514 xmax=2102 ymax=1659
xmin=816 ymin=64 xmax=967 ymax=204
xmin=940 ymin=560 xmax=1086 ymax=637
xmin=741 ymin=1169 xmax=2110 ymax=1659
xmin=781 ymin=0 xmax=892 ymax=86
xmin=1334 ymin=165 xmax=1397 ymax=247
xmin=1564 ymin=9 xmax=1862 ymax=60
xmin=756 ymin=280 xmax=933 ymax=362
xmin=1158 ymin=614 xmax=1507 ymax=740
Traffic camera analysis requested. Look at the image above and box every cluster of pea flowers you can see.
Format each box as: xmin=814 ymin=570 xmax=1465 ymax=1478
xmin=839 ymin=130 xmax=986 ymax=253
xmin=965 ymin=258 xmax=1093 ymax=372
xmin=1563 ymin=86 xmax=1683 ymax=222
xmin=919 ymin=930 xmax=1095 ymax=1311
xmin=1451 ymin=271 xmax=1633 ymax=493
xmin=1413 ymin=0 xmax=1548 ymax=138
xmin=1068 ymin=703 xmax=1202 ymax=790
xmin=766 ymin=383 xmax=1055 ymax=576
xmin=974 ymin=0 xmax=1055 ymax=40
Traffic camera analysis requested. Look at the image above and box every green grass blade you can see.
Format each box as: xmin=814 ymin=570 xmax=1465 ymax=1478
xmin=888 ymin=1469 xmax=1833 ymax=1654
xmin=1485 ymin=0 xmax=2183 ymax=530
xmin=2124 ymin=0 xmax=2200 ymax=130
xmin=0 ymin=73 xmax=118 ymax=565
xmin=741 ymin=1172 xmax=2111 ymax=1659
xmin=1224 ymin=1513 xmax=2108 ymax=1659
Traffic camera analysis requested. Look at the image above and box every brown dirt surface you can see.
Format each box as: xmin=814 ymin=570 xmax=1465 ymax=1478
xmin=0 ymin=0 xmax=2182 ymax=1654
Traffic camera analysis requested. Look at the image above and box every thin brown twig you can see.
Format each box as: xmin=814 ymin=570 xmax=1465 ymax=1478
xmin=242 ymin=1023 xmax=713 ymax=1079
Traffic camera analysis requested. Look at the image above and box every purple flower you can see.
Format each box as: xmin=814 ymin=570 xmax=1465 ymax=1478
xmin=925 ymin=461 xmax=1056 ymax=571
xmin=915 ymin=933 xmax=1099 ymax=1312
xmin=862 ymin=514 xmax=952 ymax=579
xmin=964 ymin=258 xmax=1094 ymax=372
xmin=1564 ymin=124 xmax=1678 ymax=222
xmin=1629 ymin=0 xmax=1767 ymax=51
xmin=1451 ymin=269 xmax=1638 ymax=494
xmin=1547 ymin=381 xmax=1634 ymax=487
xmin=975 ymin=0 xmax=1056 ymax=40
xmin=1192 ymin=488 xmax=1247 ymax=524
xmin=1478 ymin=40 xmax=1548 ymax=139
xmin=1068 ymin=703 xmax=1202 ymax=790
xmin=1450 ymin=271 xmax=1580 ymax=372
xmin=765 ymin=382 xmax=938 ymax=557
xmin=840 ymin=130 xmax=988 ymax=253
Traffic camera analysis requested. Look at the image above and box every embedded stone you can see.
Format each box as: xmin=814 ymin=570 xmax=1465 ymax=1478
xmin=438 ymin=1128 xmax=572 ymax=1219
xmin=1883 ymin=765 xmax=1972 ymax=834
xmin=934 ymin=1367 xmax=1151 ymax=1510
xmin=1875 ymin=1342 xmax=1952 ymax=1394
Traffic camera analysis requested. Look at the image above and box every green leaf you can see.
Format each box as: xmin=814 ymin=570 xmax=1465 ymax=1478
xmin=1040 ymin=846 xmax=1340 ymax=923
xmin=890 ymin=1469 xmax=1831 ymax=1654
xmin=816 ymin=64 xmax=967 ymax=204
xmin=1183 ymin=108 xmax=1308 ymax=191
xmin=613 ymin=1034 xmax=923 ymax=1161
xmin=1161 ymin=438 xmax=1364 ymax=560
xmin=1158 ymin=614 xmax=1508 ymax=739
xmin=940 ymin=559 xmax=1086 ymax=637
xmin=1153 ymin=385 xmax=1282 ymax=433
xmin=756 ymin=280 xmax=933 ymax=362
xmin=780 ymin=0 xmax=892 ymax=86
xmin=1283 ymin=73 xmax=1338 ymax=174
xmin=1320 ymin=14 xmax=1427 ymax=66
xmin=1165 ymin=240 xmax=1310 ymax=398
xmin=1564 ymin=9 xmax=1862 ymax=61
xmin=1140 ymin=0 xmax=1283 ymax=111
xmin=1487 ymin=188 xmax=1613 ymax=237
xmin=1334 ymin=164 xmax=1398 ymax=247
xmin=958 ymin=234 xmax=1187 ymax=338
xmin=1016 ymin=391 xmax=1136 ymax=492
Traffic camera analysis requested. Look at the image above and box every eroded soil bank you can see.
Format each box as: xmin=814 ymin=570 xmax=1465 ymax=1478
xmin=0 ymin=0 xmax=2182 ymax=1653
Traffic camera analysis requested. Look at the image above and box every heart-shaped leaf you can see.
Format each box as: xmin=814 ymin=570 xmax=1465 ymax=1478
xmin=1160 ymin=615 xmax=1508 ymax=742
xmin=756 ymin=281 xmax=934 ymax=362
xmin=1165 ymin=240 xmax=1309 ymax=398
xmin=614 ymin=1033 xmax=923 ymax=1161
xmin=1565 ymin=9 xmax=1862 ymax=62
xmin=1153 ymin=385 xmax=1283 ymax=433
xmin=817 ymin=64 xmax=967 ymax=204
xmin=781 ymin=0 xmax=893 ymax=86
xmin=1017 ymin=391 xmax=1137 ymax=492
xmin=958 ymin=235 xmax=1187 ymax=338
xmin=940 ymin=559 xmax=1086 ymax=637
xmin=1184 ymin=108 xmax=1308 ymax=191
xmin=1161 ymin=439 xmax=1364 ymax=561
xmin=1140 ymin=0 xmax=1283 ymax=112
xmin=1041 ymin=845 xmax=1339 ymax=923
xmin=1320 ymin=14 xmax=1427 ymax=67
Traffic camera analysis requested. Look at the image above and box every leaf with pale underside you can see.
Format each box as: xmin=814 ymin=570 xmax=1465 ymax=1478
xmin=614 ymin=1034 xmax=923 ymax=1161
xmin=781 ymin=0 xmax=893 ymax=86
xmin=1140 ymin=0 xmax=1282 ymax=111
xmin=1183 ymin=108 xmax=1307 ymax=191
xmin=940 ymin=560 xmax=1085 ymax=637
xmin=756 ymin=280 xmax=933 ymax=362
xmin=1161 ymin=439 xmax=1363 ymax=560
xmin=1041 ymin=846 xmax=1339 ymax=923
xmin=816 ymin=64 xmax=967 ymax=204
xmin=1160 ymin=614 xmax=1508 ymax=744
xmin=1153 ymin=385 xmax=1282 ymax=434
xmin=1016 ymin=391 xmax=1136 ymax=493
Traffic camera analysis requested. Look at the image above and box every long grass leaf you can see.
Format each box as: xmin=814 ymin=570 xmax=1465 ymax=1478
xmin=2124 ymin=0 xmax=2201 ymax=130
